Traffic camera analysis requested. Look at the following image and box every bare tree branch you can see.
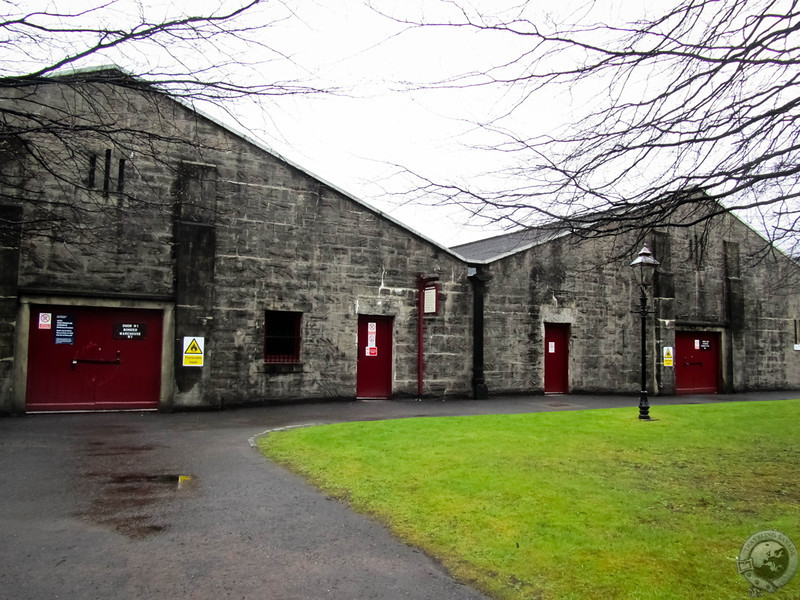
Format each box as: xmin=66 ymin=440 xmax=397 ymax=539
xmin=377 ymin=0 xmax=800 ymax=254
xmin=0 ymin=1 xmax=334 ymax=241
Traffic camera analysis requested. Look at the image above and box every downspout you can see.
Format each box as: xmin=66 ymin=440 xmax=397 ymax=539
xmin=468 ymin=266 xmax=492 ymax=399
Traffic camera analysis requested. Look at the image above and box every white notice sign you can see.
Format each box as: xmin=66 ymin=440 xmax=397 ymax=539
xmin=366 ymin=322 xmax=378 ymax=356
xmin=424 ymin=286 xmax=438 ymax=314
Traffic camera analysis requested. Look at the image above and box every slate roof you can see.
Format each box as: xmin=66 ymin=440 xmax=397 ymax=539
xmin=451 ymin=226 xmax=568 ymax=262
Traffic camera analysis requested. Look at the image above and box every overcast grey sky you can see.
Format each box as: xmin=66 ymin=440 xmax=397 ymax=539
xmin=9 ymin=0 xmax=665 ymax=245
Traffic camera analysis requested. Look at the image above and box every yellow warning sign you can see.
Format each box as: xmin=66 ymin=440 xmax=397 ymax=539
xmin=663 ymin=346 xmax=674 ymax=367
xmin=185 ymin=339 xmax=202 ymax=354
xmin=183 ymin=336 xmax=204 ymax=367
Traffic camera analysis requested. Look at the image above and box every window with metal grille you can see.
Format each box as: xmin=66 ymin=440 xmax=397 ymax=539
xmin=87 ymin=150 xmax=126 ymax=193
xmin=264 ymin=311 xmax=302 ymax=363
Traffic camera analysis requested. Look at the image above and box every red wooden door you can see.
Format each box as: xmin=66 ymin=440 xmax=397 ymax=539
xmin=675 ymin=332 xmax=720 ymax=394
xmin=544 ymin=323 xmax=570 ymax=393
xmin=26 ymin=305 xmax=163 ymax=411
xmin=357 ymin=315 xmax=393 ymax=399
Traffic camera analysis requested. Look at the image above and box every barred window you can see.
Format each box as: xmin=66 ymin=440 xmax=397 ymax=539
xmin=264 ymin=311 xmax=302 ymax=363
xmin=88 ymin=150 xmax=126 ymax=193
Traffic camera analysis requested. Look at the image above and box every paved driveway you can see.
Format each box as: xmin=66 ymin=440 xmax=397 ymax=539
xmin=1 ymin=392 xmax=796 ymax=599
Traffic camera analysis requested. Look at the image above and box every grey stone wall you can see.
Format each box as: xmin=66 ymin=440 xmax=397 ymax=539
xmin=209 ymin=163 xmax=473 ymax=404
xmin=652 ymin=213 xmax=800 ymax=393
xmin=481 ymin=210 xmax=800 ymax=396
xmin=474 ymin=233 xmax=640 ymax=396
xmin=0 ymin=206 xmax=21 ymax=410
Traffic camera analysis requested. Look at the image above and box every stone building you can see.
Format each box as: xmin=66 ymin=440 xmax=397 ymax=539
xmin=1 ymin=68 xmax=798 ymax=414
xmin=0 ymin=69 xmax=473 ymax=413
xmin=454 ymin=206 xmax=800 ymax=397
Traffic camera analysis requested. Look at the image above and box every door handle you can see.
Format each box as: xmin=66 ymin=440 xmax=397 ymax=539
xmin=71 ymin=350 xmax=121 ymax=370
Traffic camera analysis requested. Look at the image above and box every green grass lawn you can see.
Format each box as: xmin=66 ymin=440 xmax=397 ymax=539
xmin=257 ymin=401 xmax=800 ymax=600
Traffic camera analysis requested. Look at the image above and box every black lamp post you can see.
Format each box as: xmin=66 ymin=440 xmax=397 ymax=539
xmin=630 ymin=244 xmax=659 ymax=420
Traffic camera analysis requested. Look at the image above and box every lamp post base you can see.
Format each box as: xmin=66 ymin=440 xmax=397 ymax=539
xmin=639 ymin=392 xmax=651 ymax=420
xmin=473 ymin=381 xmax=489 ymax=400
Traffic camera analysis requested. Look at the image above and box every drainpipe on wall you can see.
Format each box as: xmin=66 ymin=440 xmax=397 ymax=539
xmin=468 ymin=266 xmax=492 ymax=399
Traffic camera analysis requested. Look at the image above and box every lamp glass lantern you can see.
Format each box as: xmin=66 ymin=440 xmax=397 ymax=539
xmin=630 ymin=244 xmax=660 ymax=289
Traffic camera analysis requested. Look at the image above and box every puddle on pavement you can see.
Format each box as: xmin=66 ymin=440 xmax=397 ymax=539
xmin=79 ymin=471 xmax=197 ymax=539
xmin=77 ymin=438 xmax=197 ymax=539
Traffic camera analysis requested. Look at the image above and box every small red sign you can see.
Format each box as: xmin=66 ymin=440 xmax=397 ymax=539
xmin=38 ymin=313 xmax=52 ymax=330
xmin=366 ymin=347 xmax=378 ymax=356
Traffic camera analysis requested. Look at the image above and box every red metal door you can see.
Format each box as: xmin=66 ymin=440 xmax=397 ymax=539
xmin=675 ymin=332 xmax=720 ymax=394
xmin=357 ymin=315 xmax=393 ymax=399
xmin=544 ymin=323 xmax=569 ymax=393
xmin=26 ymin=305 xmax=163 ymax=411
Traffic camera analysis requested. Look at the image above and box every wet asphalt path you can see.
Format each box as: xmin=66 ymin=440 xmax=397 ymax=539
xmin=1 ymin=391 xmax=797 ymax=599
